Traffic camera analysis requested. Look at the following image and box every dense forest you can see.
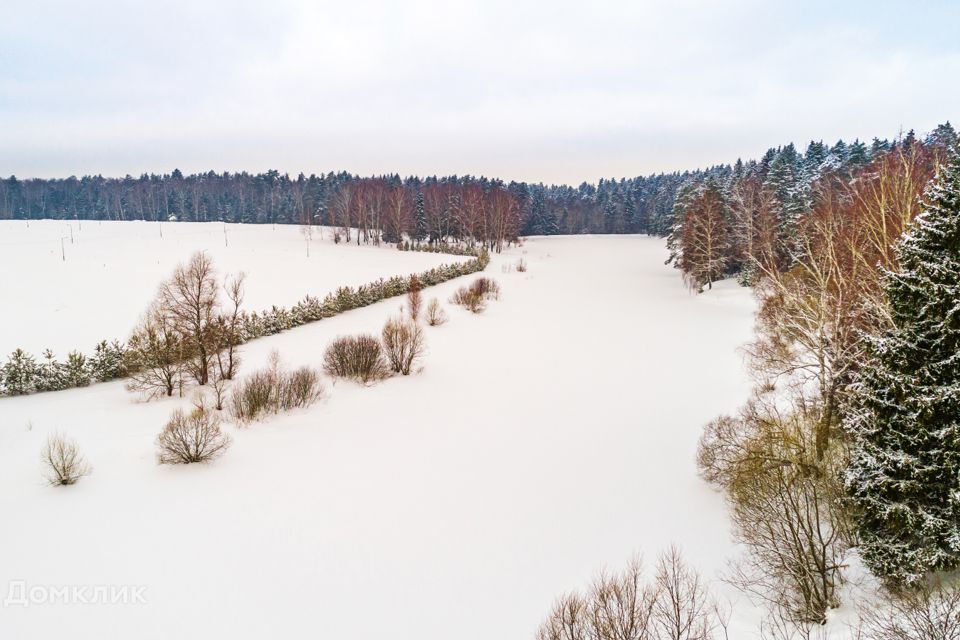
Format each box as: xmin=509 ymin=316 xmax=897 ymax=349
xmin=3 ymin=124 xmax=953 ymax=257
xmin=3 ymin=125 xmax=956 ymax=257
xmin=666 ymin=122 xmax=959 ymax=290
xmin=0 ymin=168 xmax=686 ymax=246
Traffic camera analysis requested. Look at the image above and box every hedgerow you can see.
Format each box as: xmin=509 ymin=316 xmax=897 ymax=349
xmin=0 ymin=248 xmax=488 ymax=397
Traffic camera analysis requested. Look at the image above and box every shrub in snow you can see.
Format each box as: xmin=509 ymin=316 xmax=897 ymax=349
xmin=451 ymin=277 xmax=500 ymax=313
xmin=451 ymin=286 xmax=484 ymax=313
xmin=323 ymin=335 xmax=390 ymax=384
xmin=156 ymin=402 xmax=231 ymax=464
xmin=229 ymin=353 xmax=325 ymax=424
xmin=471 ymin=277 xmax=500 ymax=300
xmin=42 ymin=433 xmax=92 ymax=486
xmin=515 ymin=258 xmax=528 ymax=272
xmin=381 ymin=317 xmax=426 ymax=376
xmin=425 ymin=298 xmax=447 ymax=326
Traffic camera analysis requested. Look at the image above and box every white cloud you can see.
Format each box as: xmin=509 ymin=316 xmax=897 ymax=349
xmin=1 ymin=0 xmax=957 ymax=182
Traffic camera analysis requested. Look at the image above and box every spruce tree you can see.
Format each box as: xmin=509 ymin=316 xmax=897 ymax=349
xmin=846 ymin=152 xmax=960 ymax=587
xmin=413 ymin=191 xmax=427 ymax=243
xmin=525 ymin=187 xmax=557 ymax=235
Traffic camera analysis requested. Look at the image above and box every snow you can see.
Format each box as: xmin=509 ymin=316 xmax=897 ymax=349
xmin=0 ymin=230 xmax=767 ymax=639
xmin=0 ymin=220 xmax=468 ymax=356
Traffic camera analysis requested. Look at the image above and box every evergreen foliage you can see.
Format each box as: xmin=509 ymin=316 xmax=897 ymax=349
xmin=845 ymin=152 xmax=960 ymax=587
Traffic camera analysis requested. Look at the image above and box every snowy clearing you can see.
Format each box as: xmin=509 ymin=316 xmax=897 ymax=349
xmin=0 ymin=232 xmax=761 ymax=639
xmin=0 ymin=220 xmax=468 ymax=356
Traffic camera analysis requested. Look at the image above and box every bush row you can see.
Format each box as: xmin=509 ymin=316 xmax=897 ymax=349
xmin=238 ymin=254 xmax=486 ymax=340
xmin=0 ymin=250 xmax=488 ymax=397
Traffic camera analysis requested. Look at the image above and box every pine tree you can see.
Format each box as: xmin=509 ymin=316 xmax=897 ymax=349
xmin=90 ymin=340 xmax=128 ymax=382
xmin=63 ymin=351 xmax=90 ymax=388
xmin=1 ymin=349 xmax=38 ymax=395
xmin=846 ymin=152 xmax=960 ymax=587
xmin=36 ymin=349 xmax=66 ymax=392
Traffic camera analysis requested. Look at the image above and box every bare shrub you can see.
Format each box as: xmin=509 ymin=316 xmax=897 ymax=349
xmin=407 ymin=275 xmax=423 ymax=321
xmin=229 ymin=353 xmax=324 ymax=424
xmin=451 ymin=285 xmax=485 ymax=313
xmin=451 ymin=277 xmax=500 ymax=313
xmin=516 ymin=258 xmax=528 ymax=272
xmin=282 ymin=366 xmax=325 ymax=408
xmin=156 ymin=401 xmax=231 ymax=464
xmin=471 ymin=276 xmax=500 ymax=300
xmin=322 ymin=334 xmax=390 ymax=384
xmin=229 ymin=367 xmax=273 ymax=423
xmin=382 ymin=317 xmax=426 ymax=375
xmin=536 ymin=549 xmax=722 ymax=640
xmin=426 ymin=298 xmax=447 ymax=326
xmin=860 ymin=578 xmax=960 ymax=640
xmin=42 ymin=434 xmax=91 ymax=486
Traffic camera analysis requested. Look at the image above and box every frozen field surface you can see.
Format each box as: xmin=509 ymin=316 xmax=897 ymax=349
xmin=0 ymin=220 xmax=467 ymax=355
xmin=0 ymin=232 xmax=761 ymax=639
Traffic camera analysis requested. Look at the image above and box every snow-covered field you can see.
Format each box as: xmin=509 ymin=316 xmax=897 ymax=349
xmin=0 ymin=220 xmax=468 ymax=356
xmin=0 ymin=228 xmax=761 ymax=639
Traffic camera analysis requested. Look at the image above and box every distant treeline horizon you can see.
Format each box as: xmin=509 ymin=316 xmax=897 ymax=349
xmin=1 ymin=123 xmax=954 ymax=243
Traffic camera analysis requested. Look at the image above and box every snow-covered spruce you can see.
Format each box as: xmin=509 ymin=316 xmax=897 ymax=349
xmin=845 ymin=151 xmax=960 ymax=587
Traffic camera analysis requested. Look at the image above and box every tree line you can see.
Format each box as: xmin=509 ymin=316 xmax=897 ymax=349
xmin=0 ymin=168 xmax=694 ymax=244
xmin=10 ymin=128 xmax=952 ymax=255
xmin=666 ymin=123 xmax=958 ymax=290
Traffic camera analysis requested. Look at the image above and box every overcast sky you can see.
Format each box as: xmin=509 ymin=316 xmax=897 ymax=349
xmin=2 ymin=0 xmax=958 ymax=184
